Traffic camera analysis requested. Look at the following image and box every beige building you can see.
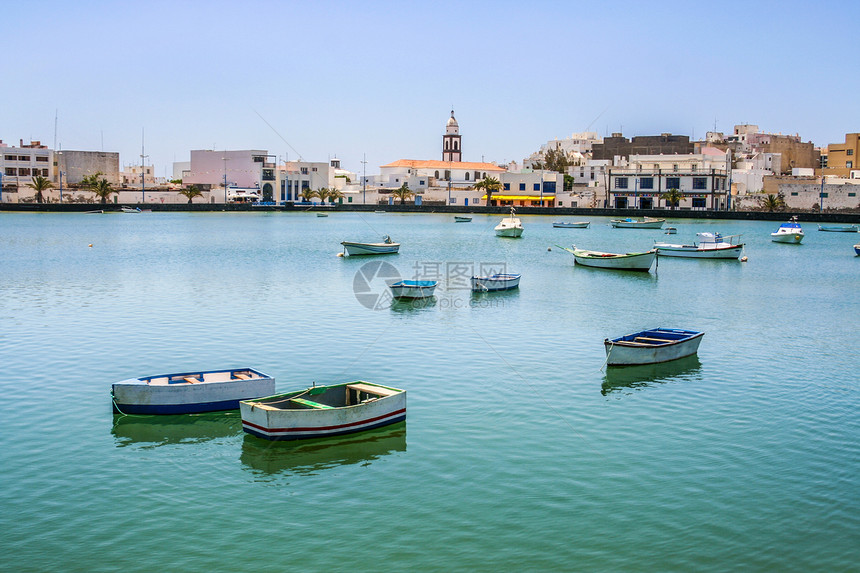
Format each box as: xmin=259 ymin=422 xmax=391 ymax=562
xmin=822 ymin=133 xmax=859 ymax=178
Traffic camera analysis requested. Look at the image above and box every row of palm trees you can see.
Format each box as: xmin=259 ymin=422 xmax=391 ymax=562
xmin=299 ymin=187 xmax=345 ymax=204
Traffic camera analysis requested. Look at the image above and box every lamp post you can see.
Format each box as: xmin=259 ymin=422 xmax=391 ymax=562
xmin=222 ymin=155 xmax=229 ymax=203
xmin=361 ymin=153 xmax=367 ymax=205
xmin=140 ymin=153 xmax=149 ymax=204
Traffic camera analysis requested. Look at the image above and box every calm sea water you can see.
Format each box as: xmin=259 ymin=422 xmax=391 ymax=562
xmin=1 ymin=211 xmax=858 ymax=572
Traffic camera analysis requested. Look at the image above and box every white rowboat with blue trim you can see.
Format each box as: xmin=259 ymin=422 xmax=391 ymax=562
xmin=388 ymin=280 xmax=437 ymax=299
xmin=471 ymin=273 xmax=521 ymax=292
xmin=112 ymin=368 xmax=275 ymax=415
xmin=604 ymin=328 xmax=704 ymax=366
xmin=240 ymin=381 xmax=406 ymax=441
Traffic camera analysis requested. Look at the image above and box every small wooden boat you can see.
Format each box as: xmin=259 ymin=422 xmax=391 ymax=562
xmin=112 ymin=368 xmax=275 ymax=415
xmin=855 ymin=244 xmax=860 ymax=256
xmin=341 ymin=236 xmax=400 ymax=255
xmin=121 ymin=206 xmax=142 ymax=213
xmin=611 ymin=217 xmax=665 ymax=229
xmin=553 ymin=221 xmax=590 ymax=228
xmin=240 ymin=381 xmax=406 ymax=441
xmin=604 ymin=328 xmax=704 ymax=366
xmin=316 ymin=213 xmax=329 ymax=217
xmin=818 ymin=224 xmax=858 ymax=232
xmin=471 ymin=273 xmax=521 ymax=292
xmin=454 ymin=216 xmax=472 ymax=222
xmin=495 ymin=207 xmax=524 ymax=237
xmin=559 ymin=246 xmax=656 ymax=271
xmin=655 ymin=232 xmax=744 ymax=259
xmin=771 ymin=216 xmax=804 ymax=243
xmin=664 ymin=227 xmax=677 ymax=234
xmin=388 ymin=280 xmax=437 ymax=299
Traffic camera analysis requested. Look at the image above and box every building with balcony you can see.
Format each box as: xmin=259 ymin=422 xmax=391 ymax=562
xmin=184 ymin=149 xmax=275 ymax=203
xmin=607 ymin=149 xmax=730 ymax=210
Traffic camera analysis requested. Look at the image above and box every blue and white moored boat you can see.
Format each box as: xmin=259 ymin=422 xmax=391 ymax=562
xmin=471 ymin=273 xmax=521 ymax=292
xmin=771 ymin=216 xmax=804 ymax=243
xmin=240 ymin=381 xmax=406 ymax=441
xmin=388 ymin=280 xmax=437 ymax=299
xmin=112 ymin=368 xmax=276 ymax=414
xmin=604 ymin=328 xmax=704 ymax=366
xmin=855 ymin=244 xmax=860 ymax=256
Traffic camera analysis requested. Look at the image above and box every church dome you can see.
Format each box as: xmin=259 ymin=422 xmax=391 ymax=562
xmin=447 ymin=110 xmax=458 ymax=128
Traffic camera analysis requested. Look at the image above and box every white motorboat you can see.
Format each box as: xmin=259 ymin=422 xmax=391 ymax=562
xmin=610 ymin=217 xmax=665 ymax=229
xmin=470 ymin=273 xmax=521 ymax=292
xmin=771 ymin=216 xmax=804 ymax=243
xmin=655 ymin=232 xmax=744 ymax=259
xmin=341 ymin=236 xmax=400 ymax=255
xmin=495 ymin=207 xmax=524 ymax=237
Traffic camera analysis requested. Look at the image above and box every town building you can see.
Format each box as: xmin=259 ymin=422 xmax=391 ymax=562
xmin=1 ymin=140 xmax=53 ymax=201
xmin=724 ymin=124 xmax=817 ymax=174
xmin=591 ymin=133 xmax=694 ymax=161
xmin=523 ymin=132 xmax=602 ymax=169
xmin=762 ymin=175 xmax=860 ymax=210
xmin=184 ymin=149 xmax=276 ymax=203
xmin=607 ymin=149 xmax=730 ymax=210
xmin=821 ymin=133 xmax=860 ymax=179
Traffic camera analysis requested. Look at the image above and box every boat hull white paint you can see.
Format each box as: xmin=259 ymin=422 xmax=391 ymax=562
xmin=605 ymin=332 xmax=704 ymax=366
xmin=388 ymin=281 xmax=437 ymax=299
xmin=611 ymin=219 xmax=665 ymax=229
xmin=240 ymin=383 xmax=406 ymax=441
xmin=341 ymin=241 xmax=401 ymax=255
xmin=470 ymin=274 xmax=521 ymax=292
xmin=112 ymin=368 xmax=276 ymax=415
xmin=655 ymin=244 xmax=743 ymax=259
xmin=573 ymin=250 xmax=656 ymax=271
xmin=771 ymin=233 xmax=803 ymax=243
xmin=553 ymin=222 xmax=590 ymax=228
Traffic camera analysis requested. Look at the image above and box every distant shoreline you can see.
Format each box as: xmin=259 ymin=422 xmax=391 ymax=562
xmin=2 ymin=202 xmax=859 ymax=223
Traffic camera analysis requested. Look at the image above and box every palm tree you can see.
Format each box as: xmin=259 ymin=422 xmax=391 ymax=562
xmin=391 ymin=183 xmax=415 ymax=205
xmin=299 ymin=188 xmax=316 ymax=203
xmin=26 ymin=175 xmax=54 ymax=203
xmin=327 ymin=188 xmax=344 ymax=204
xmin=315 ymin=188 xmax=331 ymax=204
xmin=474 ymin=176 xmax=502 ymax=206
xmin=759 ymin=193 xmax=786 ymax=212
xmin=179 ymin=184 xmax=203 ymax=204
xmin=660 ymin=188 xmax=683 ymax=210
xmin=90 ymin=178 xmax=117 ymax=204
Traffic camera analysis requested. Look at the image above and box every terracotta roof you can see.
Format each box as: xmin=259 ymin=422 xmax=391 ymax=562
xmin=381 ymin=159 xmax=505 ymax=171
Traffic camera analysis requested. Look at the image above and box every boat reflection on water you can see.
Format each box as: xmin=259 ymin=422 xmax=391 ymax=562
xmin=240 ymin=422 xmax=406 ymax=477
xmin=390 ymin=297 xmax=436 ymax=313
xmin=601 ymin=355 xmax=702 ymax=396
xmin=111 ymin=412 xmax=242 ymax=448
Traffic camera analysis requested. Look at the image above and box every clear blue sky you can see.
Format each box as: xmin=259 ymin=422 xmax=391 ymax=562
xmin=4 ymin=0 xmax=858 ymax=177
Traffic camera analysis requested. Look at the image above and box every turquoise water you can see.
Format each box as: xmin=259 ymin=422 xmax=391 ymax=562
xmin=1 ymin=211 xmax=858 ymax=572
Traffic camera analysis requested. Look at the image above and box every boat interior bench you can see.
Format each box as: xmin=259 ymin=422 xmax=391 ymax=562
xmin=632 ymin=337 xmax=671 ymax=345
xmin=347 ymin=383 xmax=399 ymax=397
xmin=290 ymin=397 xmax=333 ymax=409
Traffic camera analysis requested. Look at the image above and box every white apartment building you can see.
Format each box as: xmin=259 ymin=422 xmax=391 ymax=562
xmin=523 ymin=132 xmax=602 ymax=169
xmin=607 ymin=148 xmax=730 ymax=210
xmin=1 ymin=140 xmax=53 ymax=202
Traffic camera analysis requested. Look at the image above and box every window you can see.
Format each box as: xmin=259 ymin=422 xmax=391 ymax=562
xmin=434 ymin=170 xmax=439 ymax=178
xmin=615 ymin=177 xmax=628 ymax=189
xmin=474 ymin=171 xmax=479 ymax=180
xmin=534 ymin=183 xmax=540 ymax=191
xmin=821 ymin=192 xmax=829 ymax=198
xmin=639 ymin=177 xmax=654 ymax=189
xmin=445 ymin=141 xmax=449 ymax=150
xmin=692 ymin=197 xmax=706 ymax=208
xmin=348 ymin=197 xmax=353 ymax=203
xmin=543 ymin=181 xmax=556 ymax=193
xmin=445 ymin=170 xmax=451 ymax=180
xmin=673 ymin=164 xmax=678 ymax=172
xmin=692 ymin=177 xmax=707 ymax=190
xmin=465 ymin=173 xmax=470 ymax=181
xmin=18 ymin=168 xmax=30 ymax=176
xmin=300 ymin=167 xmax=308 ymax=175
xmin=41 ymin=169 xmax=48 ymax=176
xmin=5 ymin=167 xmax=16 ymax=175
xmin=666 ymin=177 xmax=680 ymax=190
xmin=848 ymin=192 xmax=856 ymax=197
xmin=847 ymin=149 xmax=854 ymax=156
xmin=18 ymin=155 xmax=30 ymax=161
xmin=419 ymin=180 xmax=425 ymax=186
xmin=312 ymin=167 xmax=318 ymax=172
xmin=262 ymin=169 xmax=274 ymax=181
xmin=36 ymin=156 xmax=48 ymax=162
xmin=4 ymin=155 xmax=15 ymax=161
xmin=253 ymin=156 xmax=264 ymax=163
xmin=504 ymin=183 xmax=510 ymax=191
xmin=590 ymin=172 xmax=595 ymax=180
xmin=790 ymin=192 xmax=798 ymax=196
xmin=519 ymin=183 xmax=526 ymax=191
xmin=847 ymin=161 xmax=853 ymax=169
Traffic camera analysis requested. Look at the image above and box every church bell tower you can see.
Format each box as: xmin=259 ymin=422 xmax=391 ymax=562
xmin=442 ymin=110 xmax=461 ymax=162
